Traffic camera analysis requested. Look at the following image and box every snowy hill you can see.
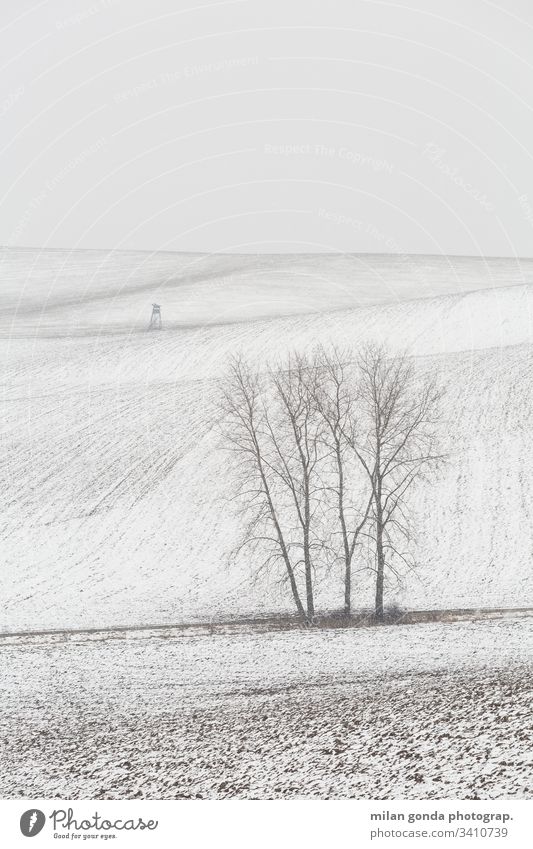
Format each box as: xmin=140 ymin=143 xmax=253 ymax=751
xmin=1 ymin=248 xmax=532 ymax=631
xmin=2 ymin=247 xmax=532 ymax=336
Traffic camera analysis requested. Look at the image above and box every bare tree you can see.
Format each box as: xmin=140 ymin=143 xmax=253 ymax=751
xmin=218 ymin=354 xmax=327 ymax=622
xmin=267 ymin=353 xmax=327 ymax=618
xmin=349 ymin=346 xmax=445 ymax=622
xmin=313 ymin=346 xmax=373 ymax=616
xmin=218 ymin=346 xmax=444 ymax=625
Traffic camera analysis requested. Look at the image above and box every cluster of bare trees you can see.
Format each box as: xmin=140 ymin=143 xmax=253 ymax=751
xmin=219 ymin=345 xmax=444 ymax=624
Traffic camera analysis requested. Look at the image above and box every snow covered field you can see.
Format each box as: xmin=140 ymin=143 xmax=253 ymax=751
xmin=1 ymin=248 xmax=533 ymax=630
xmin=2 ymin=248 xmax=532 ymax=335
xmin=0 ymin=616 xmax=530 ymax=799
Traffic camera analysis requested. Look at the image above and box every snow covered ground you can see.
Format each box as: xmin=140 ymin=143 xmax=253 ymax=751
xmin=2 ymin=248 xmax=532 ymax=335
xmin=0 ymin=616 xmax=530 ymax=799
xmin=1 ymin=248 xmax=533 ymax=630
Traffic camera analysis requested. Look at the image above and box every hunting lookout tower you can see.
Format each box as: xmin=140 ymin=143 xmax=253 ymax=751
xmin=148 ymin=303 xmax=162 ymax=330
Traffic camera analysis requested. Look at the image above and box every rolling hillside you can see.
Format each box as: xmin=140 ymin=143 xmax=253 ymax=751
xmin=1 ymin=248 xmax=532 ymax=631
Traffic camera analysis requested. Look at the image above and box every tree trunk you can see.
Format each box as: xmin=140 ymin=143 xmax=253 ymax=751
xmin=374 ymin=467 xmax=385 ymax=622
xmin=256 ymin=449 xmax=306 ymax=621
xmin=287 ymin=562 xmax=306 ymax=620
xmin=344 ymin=561 xmax=351 ymax=616
xmin=303 ymin=527 xmax=315 ymax=619
xmin=375 ymin=506 xmax=385 ymax=622
xmin=268 ymin=498 xmax=306 ymax=621
xmin=336 ymin=442 xmax=352 ymax=617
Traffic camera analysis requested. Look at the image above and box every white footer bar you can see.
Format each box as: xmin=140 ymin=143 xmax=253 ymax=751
xmin=1 ymin=799 xmax=530 ymax=848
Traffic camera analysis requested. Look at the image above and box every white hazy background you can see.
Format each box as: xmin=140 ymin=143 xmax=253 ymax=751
xmin=0 ymin=0 xmax=532 ymax=256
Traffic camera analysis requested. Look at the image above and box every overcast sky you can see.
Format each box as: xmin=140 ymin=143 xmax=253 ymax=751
xmin=1 ymin=0 xmax=532 ymax=256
